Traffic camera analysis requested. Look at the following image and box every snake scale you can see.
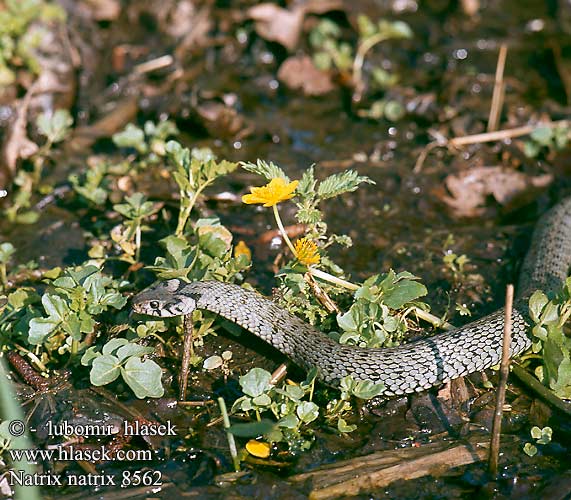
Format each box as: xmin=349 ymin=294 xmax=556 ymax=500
xmin=132 ymin=197 xmax=571 ymax=396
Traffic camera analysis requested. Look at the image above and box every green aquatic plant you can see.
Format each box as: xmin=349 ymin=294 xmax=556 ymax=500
xmin=528 ymin=279 xmax=571 ymax=399
xmin=0 ymin=0 xmax=66 ymax=86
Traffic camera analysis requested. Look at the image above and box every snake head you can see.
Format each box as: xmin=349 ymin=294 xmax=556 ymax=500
xmin=131 ymin=279 xmax=198 ymax=317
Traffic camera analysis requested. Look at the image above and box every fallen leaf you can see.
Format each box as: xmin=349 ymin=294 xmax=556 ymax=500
xmin=278 ymin=55 xmax=335 ymax=96
xmin=195 ymin=101 xmax=251 ymax=139
xmin=438 ymin=166 xmax=553 ymax=217
xmin=247 ymin=3 xmax=305 ymax=51
xmin=82 ymin=0 xmax=121 ymax=21
xmin=1 ymin=86 xmax=39 ymax=184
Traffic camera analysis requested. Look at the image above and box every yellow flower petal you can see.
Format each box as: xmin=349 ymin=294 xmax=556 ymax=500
xmin=242 ymin=178 xmax=299 ymax=207
xmin=294 ymin=237 xmax=320 ymax=266
xmin=246 ymin=439 xmax=271 ymax=458
xmin=234 ymin=240 xmax=252 ymax=260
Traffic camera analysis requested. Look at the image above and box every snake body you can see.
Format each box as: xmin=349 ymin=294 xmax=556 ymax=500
xmin=132 ymin=197 xmax=571 ymax=396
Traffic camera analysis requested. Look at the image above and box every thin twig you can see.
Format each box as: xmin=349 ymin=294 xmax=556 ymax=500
xmin=488 ymin=284 xmax=514 ymax=476
xmin=413 ymin=308 xmax=455 ymax=330
xmin=304 ymin=272 xmax=341 ymax=314
xmin=270 ymin=363 xmax=288 ymax=386
xmin=487 ymin=44 xmax=508 ymax=132
xmin=449 ymin=120 xmax=569 ymax=147
xmin=179 ymin=314 xmax=194 ymax=400
xmin=414 ymin=119 xmax=571 ymax=171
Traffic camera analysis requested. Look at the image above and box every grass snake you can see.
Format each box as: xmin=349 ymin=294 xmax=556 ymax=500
xmin=132 ymin=197 xmax=571 ymax=395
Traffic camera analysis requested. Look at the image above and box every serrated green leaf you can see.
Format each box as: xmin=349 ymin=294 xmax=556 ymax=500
xmin=37 ymin=109 xmax=73 ymax=143
xmin=317 ymin=170 xmax=374 ymax=200
xmin=240 ymin=160 xmax=289 ymax=182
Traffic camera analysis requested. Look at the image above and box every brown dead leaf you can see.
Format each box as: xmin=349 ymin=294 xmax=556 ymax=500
xmin=82 ymin=0 xmax=121 ymax=21
xmin=1 ymin=86 xmax=39 ymax=185
xmin=278 ymin=55 xmax=335 ymax=96
xmin=247 ymin=3 xmax=305 ymax=51
xmin=195 ymin=101 xmax=252 ymax=139
xmin=438 ymin=166 xmax=553 ymax=217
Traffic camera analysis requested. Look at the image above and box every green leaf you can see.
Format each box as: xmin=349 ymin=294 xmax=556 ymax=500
xmin=37 ymin=109 xmax=73 ymax=143
xmin=523 ymin=141 xmax=541 ymax=158
xmin=337 ymin=418 xmax=357 ymax=433
xmin=116 ymin=343 xmax=154 ymax=361
xmin=337 ymin=309 xmax=359 ymax=332
xmin=297 ymin=166 xmax=317 ymax=197
xmin=317 ymin=170 xmax=374 ymax=200
xmin=523 ymin=443 xmax=537 ymax=456
xmin=203 ymin=355 xmax=223 ymax=370
xmin=112 ymin=124 xmax=147 ymax=153
xmin=382 ymin=278 xmax=427 ymax=309
xmin=100 ymin=292 xmax=127 ymax=309
xmin=0 ymin=242 xmax=15 ymax=263
xmin=239 ymin=368 xmax=272 ymax=398
xmin=80 ymin=346 xmax=100 ymax=366
xmin=296 ymin=401 xmax=319 ymax=423
xmin=90 ymin=355 xmax=121 ymax=386
xmin=28 ymin=317 xmax=59 ymax=344
xmin=529 ymin=291 xmax=549 ymax=323
xmin=351 ymin=380 xmax=385 ymax=399
xmin=252 ymin=394 xmax=272 ymax=406
xmin=41 ymin=293 xmax=67 ymax=321
xmin=277 ymin=413 xmax=299 ymax=429
xmin=102 ymin=338 xmax=129 ymax=355
xmin=121 ymin=357 xmax=164 ymax=398
xmin=7 ymin=288 xmax=38 ymax=309
xmin=530 ymin=126 xmax=553 ymax=146
xmin=240 ymin=159 xmax=289 ymax=182
xmin=228 ymin=420 xmax=276 ymax=437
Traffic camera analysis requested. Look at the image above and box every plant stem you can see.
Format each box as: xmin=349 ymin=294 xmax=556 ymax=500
xmin=272 ymin=204 xmax=297 ymax=256
xmin=218 ymin=397 xmax=240 ymax=471
xmin=353 ymin=33 xmax=389 ymax=89
xmin=134 ymin=224 xmax=141 ymax=262
xmin=308 ymin=268 xmax=359 ymax=291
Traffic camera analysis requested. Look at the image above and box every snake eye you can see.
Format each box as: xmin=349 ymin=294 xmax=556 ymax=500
xmin=149 ymin=300 xmax=160 ymax=310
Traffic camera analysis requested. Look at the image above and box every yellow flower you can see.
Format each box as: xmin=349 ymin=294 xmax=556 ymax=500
xmin=234 ymin=240 xmax=252 ymax=260
xmin=246 ymin=439 xmax=271 ymax=458
xmin=294 ymin=237 xmax=320 ymax=266
xmin=242 ymin=178 xmax=299 ymax=207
